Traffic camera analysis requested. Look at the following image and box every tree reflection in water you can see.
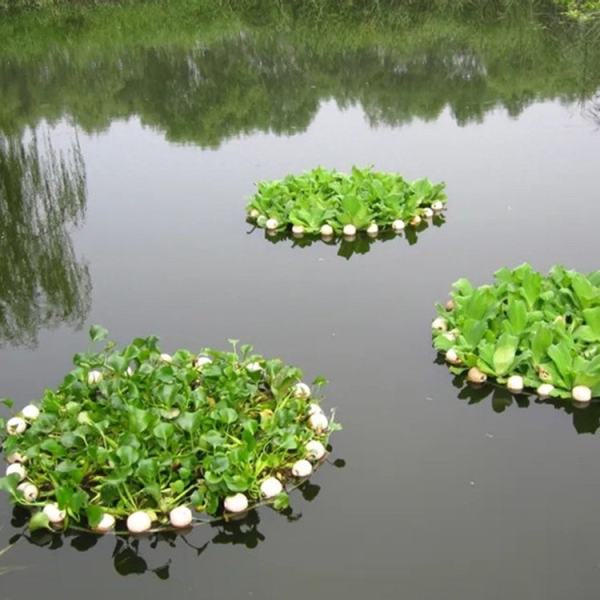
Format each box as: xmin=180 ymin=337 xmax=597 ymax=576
xmin=0 ymin=128 xmax=91 ymax=346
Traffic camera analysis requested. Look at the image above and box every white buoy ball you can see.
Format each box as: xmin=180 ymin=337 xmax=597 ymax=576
xmin=445 ymin=348 xmax=461 ymax=365
xmin=307 ymin=403 xmax=323 ymax=416
xmin=431 ymin=317 xmax=448 ymax=332
xmin=6 ymin=417 xmax=27 ymax=435
xmin=308 ymin=412 xmax=328 ymax=433
xmin=306 ymin=440 xmax=327 ymax=461
xmin=366 ymin=223 xmax=379 ymax=235
xmin=249 ymin=208 xmax=260 ymax=220
xmin=343 ymin=224 xmax=357 ymax=237
xmin=292 ymin=459 xmax=313 ymax=478
xmin=43 ymin=504 xmax=66 ymax=524
xmin=87 ymin=370 xmax=103 ymax=385
xmin=260 ymin=477 xmax=283 ymax=499
xmin=17 ymin=482 xmax=38 ymax=502
xmin=467 ymin=367 xmax=487 ymax=384
xmin=195 ymin=356 xmax=212 ymax=369
xmin=291 ymin=224 xmax=305 ymax=235
xmin=265 ymin=218 xmax=279 ymax=231
xmin=224 ymin=493 xmax=248 ymax=513
xmin=392 ymin=219 xmax=405 ymax=233
xmin=6 ymin=452 xmax=27 ymax=464
xmin=293 ymin=382 xmax=311 ymax=400
xmin=443 ymin=331 xmax=458 ymax=342
xmin=422 ymin=207 xmax=434 ymax=218
xmin=432 ymin=200 xmax=444 ymax=211
xmin=410 ymin=215 xmax=422 ymax=226
xmin=21 ymin=404 xmax=40 ymax=421
xmin=6 ymin=463 xmax=26 ymax=481
xmin=246 ymin=362 xmax=263 ymax=373
xmin=572 ymin=385 xmax=592 ymax=403
xmin=94 ymin=513 xmax=116 ymax=532
xmin=126 ymin=366 xmax=134 ymax=377
xmin=169 ymin=506 xmax=193 ymax=528
xmin=507 ymin=375 xmax=524 ymax=393
xmin=320 ymin=224 xmax=334 ymax=237
xmin=127 ymin=511 xmax=153 ymax=533
xmin=159 ymin=353 xmax=172 ymax=363
xmin=537 ymin=383 xmax=555 ymax=397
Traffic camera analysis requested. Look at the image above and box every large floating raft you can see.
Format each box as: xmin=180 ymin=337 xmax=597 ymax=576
xmin=1 ymin=327 xmax=340 ymax=533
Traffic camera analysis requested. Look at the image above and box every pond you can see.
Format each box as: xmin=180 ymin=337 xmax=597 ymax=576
xmin=1 ymin=3 xmax=600 ymax=598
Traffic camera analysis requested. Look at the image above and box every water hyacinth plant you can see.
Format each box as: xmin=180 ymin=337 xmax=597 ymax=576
xmin=246 ymin=166 xmax=446 ymax=237
xmin=432 ymin=264 xmax=600 ymax=401
xmin=0 ymin=327 xmax=340 ymax=533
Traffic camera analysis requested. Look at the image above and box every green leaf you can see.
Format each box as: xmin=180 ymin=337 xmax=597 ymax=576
xmin=507 ymin=299 xmax=528 ymax=335
xmin=583 ymin=307 xmax=600 ymax=337
xmin=29 ymin=512 xmax=51 ymax=532
xmin=153 ymin=422 xmax=175 ymax=447
xmin=273 ymin=492 xmax=290 ymax=510
xmin=89 ymin=325 xmax=109 ymax=342
xmin=462 ymin=319 xmax=487 ymax=348
xmin=531 ymin=325 xmax=553 ymax=363
xmin=547 ymin=341 xmax=574 ymax=386
xmin=86 ymin=505 xmax=104 ymax=529
xmin=492 ymin=334 xmax=519 ymax=375
xmin=217 ymin=407 xmax=238 ymax=425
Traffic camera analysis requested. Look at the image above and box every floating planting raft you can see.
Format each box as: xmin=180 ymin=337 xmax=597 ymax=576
xmin=432 ymin=264 xmax=600 ymax=402
xmin=246 ymin=166 xmax=447 ymax=237
xmin=0 ymin=327 xmax=339 ymax=534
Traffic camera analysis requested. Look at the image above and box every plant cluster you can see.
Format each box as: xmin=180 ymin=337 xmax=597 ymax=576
xmin=554 ymin=0 xmax=600 ymax=19
xmin=246 ymin=167 xmax=447 ymax=237
xmin=0 ymin=327 xmax=339 ymax=534
xmin=432 ymin=264 xmax=600 ymax=402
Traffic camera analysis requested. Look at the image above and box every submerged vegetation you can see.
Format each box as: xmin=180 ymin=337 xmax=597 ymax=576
xmin=246 ymin=167 xmax=446 ymax=238
xmin=433 ymin=265 xmax=600 ymax=402
xmin=0 ymin=327 xmax=340 ymax=533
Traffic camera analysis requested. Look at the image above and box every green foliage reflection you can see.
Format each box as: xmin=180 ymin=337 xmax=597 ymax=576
xmin=0 ymin=131 xmax=90 ymax=346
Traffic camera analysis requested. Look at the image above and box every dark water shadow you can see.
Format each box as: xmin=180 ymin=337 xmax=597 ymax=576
xmin=1 ymin=462 xmax=344 ymax=579
xmin=252 ymin=215 xmax=446 ymax=260
xmin=437 ymin=358 xmax=600 ymax=434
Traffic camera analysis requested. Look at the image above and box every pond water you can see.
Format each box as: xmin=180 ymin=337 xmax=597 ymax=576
xmin=1 ymin=6 xmax=600 ymax=598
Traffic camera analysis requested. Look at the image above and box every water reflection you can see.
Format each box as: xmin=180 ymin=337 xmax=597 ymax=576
xmin=0 ymin=129 xmax=91 ymax=346
xmin=3 ymin=478 xmax=327 ymax=579
xmin=256 ymin=216 xmax=446 ymax=260
xmin=446 ymin=365 xmax=600 ymax=434
xmin=0 ymin=11 xmax=599 ymax=147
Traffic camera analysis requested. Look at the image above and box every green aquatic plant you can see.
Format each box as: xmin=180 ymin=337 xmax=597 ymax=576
xmin=0 ymin=327 xmax=340 ymax=534
xmin=432 ymin=264 xmax=600 ymax=402
xmin=246 ymin=167 xmax=446 ymax=237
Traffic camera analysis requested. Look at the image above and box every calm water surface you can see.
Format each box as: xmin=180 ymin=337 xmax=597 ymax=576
xmin=1 ymin=12 xmax=600 ymax=599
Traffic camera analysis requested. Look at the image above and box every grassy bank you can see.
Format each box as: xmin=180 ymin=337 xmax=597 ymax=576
xmin=1 ymin=0 xmax=599 ymax=20
xmin=1 ymin=0 xmax=599 ymax=144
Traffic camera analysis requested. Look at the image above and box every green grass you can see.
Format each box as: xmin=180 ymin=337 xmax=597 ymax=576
xmin=0 ymin=0 xmax=598 ymax=148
